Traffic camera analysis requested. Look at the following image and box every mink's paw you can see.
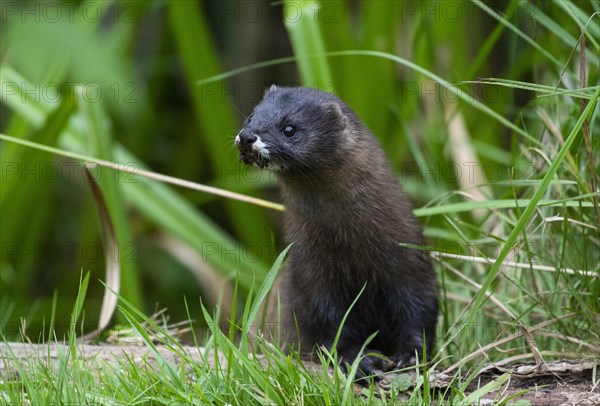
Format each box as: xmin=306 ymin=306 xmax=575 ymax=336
xmin=342 ymin=349 xmax=394 ymax=384
xmin=392 ymin=352 xmax=418 ymax=369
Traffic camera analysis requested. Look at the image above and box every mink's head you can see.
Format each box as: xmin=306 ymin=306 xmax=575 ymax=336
xmin=235 ymin=86 xmax=359 ymax=176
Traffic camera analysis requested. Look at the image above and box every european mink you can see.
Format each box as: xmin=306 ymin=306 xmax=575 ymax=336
xmin=235 ymin=85 xmax=438 ymax=378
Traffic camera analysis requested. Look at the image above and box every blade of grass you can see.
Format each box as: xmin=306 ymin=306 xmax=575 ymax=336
xmin=415 ymin=196 xmax=596 ymax=217
xmin=3 ymin=134 xmax=595 ymax=217
xmin=168 ymin=1 xmax=272 ymax=250
xmin=198 ymin=50 xmax=539 ymax=143
xmin=326 ymin=1 xmax=400 ymax=142
xmin=472 ymin=0 xmax=564 ymax=69
xmin=69 ymin=271 xmax=90 ymax=344
xmin=0 ymin=132 xmax=275 ymax=290
xmin=243 ymin=245 xmax=291 ymax=336
xmin=200 ymin=303 xmax=284 ymax=404
xmin=118 ymin=306 xmax=180 ymax=385
xmin=464 ymin=87 xmax=599 ymax=324
xmin=283 ymin=0 xmax=332 ymax=86
xmin=459 ymin=373 xmax=510 ymax=405
xmin=465 ymin=0 xmax=518 ymax=79
xmin=0 ymin=134 xmax=284 ymax=212
xmin=0 ymin=85 xmax=77 ymax=301
xmin=78 ymin=86 xmax=143 ymax=310
xmin=524 ymin=2 xmax=599 ymax=63
xmin=341 ymin=331 xmax=378 ymax=404
xmin=81 ymin=166 xmax=121 ymax=338
xmin=460 ymin=78 xmax=598 ymax=99
xmin=1 ymin=88 xmax=278 ymax=290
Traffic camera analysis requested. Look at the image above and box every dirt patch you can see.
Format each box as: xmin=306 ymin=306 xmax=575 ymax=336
xmin=427 ymin=360 xmax=600 ymax=405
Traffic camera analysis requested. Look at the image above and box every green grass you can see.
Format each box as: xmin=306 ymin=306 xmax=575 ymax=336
xmin=0 ymin=271 xmax=457 ymax=405
xmin=1 ymin=0 xmax=599 ymax=404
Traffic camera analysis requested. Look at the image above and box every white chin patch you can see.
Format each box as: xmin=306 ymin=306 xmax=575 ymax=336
xmin=253 ymin=136 xmax=270 ymax=159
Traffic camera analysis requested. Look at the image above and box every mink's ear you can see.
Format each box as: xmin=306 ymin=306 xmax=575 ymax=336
xmin=265 ymin=84 xmax=278 ymax=95
xmin=321 ymin=103 xmax=349 ymax=131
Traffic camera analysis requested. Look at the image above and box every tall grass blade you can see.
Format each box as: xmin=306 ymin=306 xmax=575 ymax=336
xmin=283 ymin=0 xmax=332 ymax=86
xmin=465 ymin=87 xmax=599 ymax=324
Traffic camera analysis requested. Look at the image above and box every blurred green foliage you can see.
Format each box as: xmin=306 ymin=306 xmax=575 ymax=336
xmin=0 ymin=0 xmax=598 ymax=366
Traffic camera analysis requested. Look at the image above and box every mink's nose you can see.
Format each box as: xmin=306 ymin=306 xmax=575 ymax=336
xmin=239 ymin=130 xmax=257 ymax=145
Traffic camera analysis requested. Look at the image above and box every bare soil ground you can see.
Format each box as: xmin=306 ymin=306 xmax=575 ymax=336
xmin=426 ymin=360 xmax=599 ymax=405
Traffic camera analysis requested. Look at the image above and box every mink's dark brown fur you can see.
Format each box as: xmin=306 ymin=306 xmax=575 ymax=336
xmin=235 ymin=86 xmax=438 ymax=378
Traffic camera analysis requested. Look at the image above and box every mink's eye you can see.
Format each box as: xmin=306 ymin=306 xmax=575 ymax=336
xmin=245 ymin=114 xmax=254 ymax=124
xmin=282 ymin=125 xmax=296 ymax=137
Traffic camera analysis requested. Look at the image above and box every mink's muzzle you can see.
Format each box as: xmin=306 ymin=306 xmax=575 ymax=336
xmin=238 ymin=149 xmax=270 ymax=169
xmin=235 ymin=129 xmax=271 ymax=169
